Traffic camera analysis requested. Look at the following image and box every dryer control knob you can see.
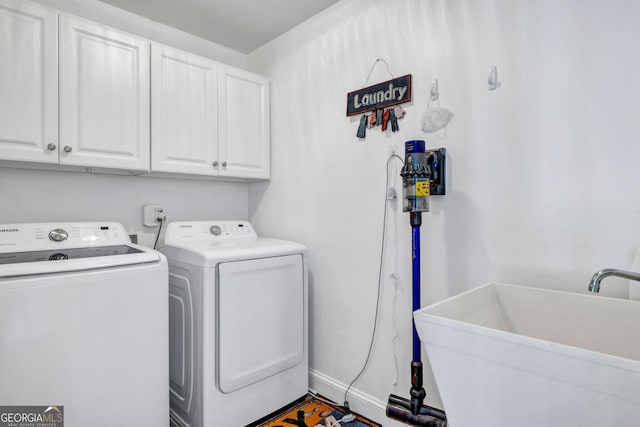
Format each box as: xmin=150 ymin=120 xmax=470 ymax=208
xmin=209 ymin=225 xmax=222 ymax=236
xmin=49 ymin=228 xmax=68 ymax=242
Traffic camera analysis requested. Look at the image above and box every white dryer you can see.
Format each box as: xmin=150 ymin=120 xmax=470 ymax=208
xmin=0 ymin=222 xmax=168 ymax=427
xmin=160 ymin=221 xmax=308 ymax=427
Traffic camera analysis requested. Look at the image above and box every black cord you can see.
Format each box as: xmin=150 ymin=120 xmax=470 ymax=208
xmin=343 ymin=153 xmax=404 ymax=410
xmin=153 ymin=216 xmax=165 ymax=250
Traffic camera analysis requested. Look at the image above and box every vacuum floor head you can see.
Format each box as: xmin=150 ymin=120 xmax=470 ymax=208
xmin=386 ymin=394 xmax=447 ymax=427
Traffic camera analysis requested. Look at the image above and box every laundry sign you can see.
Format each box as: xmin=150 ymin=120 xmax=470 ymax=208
xmin=346 ymin=74 xmax=412 ymax=116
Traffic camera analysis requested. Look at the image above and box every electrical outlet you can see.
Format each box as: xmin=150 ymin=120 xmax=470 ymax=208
xmin=143 ymin=204 xmax=164 ymax=226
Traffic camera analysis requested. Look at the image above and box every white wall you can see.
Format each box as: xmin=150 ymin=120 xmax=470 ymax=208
xmin=248 ymin=0 xmax=640 ymax=421
xmin=0 ymin=168 xmax=248 ymax=246
xmin=0 ymin=0 xmax=250 ymax=244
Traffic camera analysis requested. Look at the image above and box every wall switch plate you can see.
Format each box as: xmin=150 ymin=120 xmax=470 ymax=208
xmin=143 ymin=204 xmax=163 ymax=226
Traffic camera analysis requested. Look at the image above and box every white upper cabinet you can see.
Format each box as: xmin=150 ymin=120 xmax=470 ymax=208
xmin=218 ymin=66 xmax=270 ymax=180
xmin=151 ymin=48 xmax=270 ymax=180
xmin=0 ymin=0 xmax=269 ymax=180
xmin=151 ymin=44 xmax=218 ymax=175
xmin=0 ymin=0 xmax=57 ymax=163
xmin=59 ymin=15 xmax=150 ymax=171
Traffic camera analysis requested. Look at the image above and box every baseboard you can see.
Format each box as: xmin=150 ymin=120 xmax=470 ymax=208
xmin=309 ymin=369 xmax=407 ymax=427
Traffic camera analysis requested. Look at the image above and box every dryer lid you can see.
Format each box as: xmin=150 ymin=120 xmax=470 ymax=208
xmin=160 ymin=221 xmax=306 ymax=267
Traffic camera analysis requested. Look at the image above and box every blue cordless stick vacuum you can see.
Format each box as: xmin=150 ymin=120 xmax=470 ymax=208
xmin=386 ymin=140 xmax=447 ymax=427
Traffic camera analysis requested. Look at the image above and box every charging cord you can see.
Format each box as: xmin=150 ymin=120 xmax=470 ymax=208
xmin=153 ymin=215 xmax=166 ymax=250
xmin=343 ymin=153 xmax=404 ymax=411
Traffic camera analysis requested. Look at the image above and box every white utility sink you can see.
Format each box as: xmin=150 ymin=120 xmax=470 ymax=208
xmin=414 ymin=283 xmax=640 ymax=427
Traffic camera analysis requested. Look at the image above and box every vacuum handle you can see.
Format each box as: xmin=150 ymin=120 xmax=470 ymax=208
xmin=410 ymin=361 xmax=427 ymax=415
xmin=411 ymin=361 xmax=424 ymax=389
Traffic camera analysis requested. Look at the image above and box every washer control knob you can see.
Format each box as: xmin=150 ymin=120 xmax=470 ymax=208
xmin=209 ymin=225 xmax=222 ymax=236
xmin=48 ymin=228 xmax=68 ymax=242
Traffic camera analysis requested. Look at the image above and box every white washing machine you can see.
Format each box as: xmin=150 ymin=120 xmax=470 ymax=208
xmin=160 ymin=221 xmax=308 ymax=427
xmin=0 ymin=222 xmax=168 ymax=427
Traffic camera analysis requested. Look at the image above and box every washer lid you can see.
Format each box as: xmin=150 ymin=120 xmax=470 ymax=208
xmin=0 ymin=250 xmax=161 ymax=278
xmin=0 ymin=222 xmax=161 ymax=277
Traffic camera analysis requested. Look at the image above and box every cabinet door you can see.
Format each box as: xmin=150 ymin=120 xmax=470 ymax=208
xmin=0 ymin=0 xmax=57 ymax=163
xmin=59 ymin=15 xmax=150 ymax=171
xmin=151 ymin=44 xmax=218 ymax=175
xmin=218 ymin=66 xmax=270 ymax=180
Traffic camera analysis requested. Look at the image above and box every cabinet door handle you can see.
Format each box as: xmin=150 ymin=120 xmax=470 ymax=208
xmin=46 ymin=143 xmax=57 ymax=151
xmin=221 ymin=161 xmax=227 ymax=167
xmin=63 ymin=146 xmax=72 ymax=153
xmin=212 ymin=161 xmax=219 ymax=167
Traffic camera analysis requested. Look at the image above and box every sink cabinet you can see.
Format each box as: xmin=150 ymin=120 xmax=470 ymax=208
xmin=415 ymin=283 xmax=640 ymax=426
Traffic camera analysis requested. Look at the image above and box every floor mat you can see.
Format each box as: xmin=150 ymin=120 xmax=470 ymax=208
xmin=252 ymin=393 xmax=382 ymax=427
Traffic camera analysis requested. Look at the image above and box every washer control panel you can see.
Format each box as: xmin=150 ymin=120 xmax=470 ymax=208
xmin=0 ymin=222 xmax=129 ymax=252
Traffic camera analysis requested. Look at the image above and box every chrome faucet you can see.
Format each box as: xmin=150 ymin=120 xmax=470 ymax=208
xmin=588 ymin=269 xmax=640 ymax=293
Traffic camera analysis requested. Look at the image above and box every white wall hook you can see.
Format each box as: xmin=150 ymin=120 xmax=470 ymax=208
xmin=430 ymin=79 xmax=439 ymax=101
xmin=488 ymin=65 xmax=500 ymax=90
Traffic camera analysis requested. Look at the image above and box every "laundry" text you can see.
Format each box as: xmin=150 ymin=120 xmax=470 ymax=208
xmin=346 ymin=74 xmax=412 ymax=116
